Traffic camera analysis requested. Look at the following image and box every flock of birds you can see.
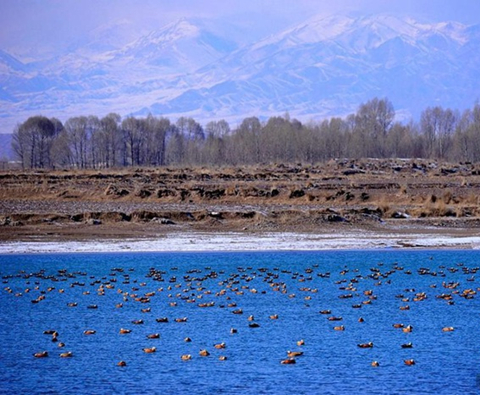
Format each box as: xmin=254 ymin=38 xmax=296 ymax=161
xmin=2 ymin=257 xmax=478 ymax=369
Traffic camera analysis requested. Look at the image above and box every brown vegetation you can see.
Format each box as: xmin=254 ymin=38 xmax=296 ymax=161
xmin=1 ymin=158 xmax=480 ymax=241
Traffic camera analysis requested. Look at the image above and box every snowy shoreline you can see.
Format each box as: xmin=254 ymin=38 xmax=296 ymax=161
xmin=1 ymin=230 xmax=480 ymax=254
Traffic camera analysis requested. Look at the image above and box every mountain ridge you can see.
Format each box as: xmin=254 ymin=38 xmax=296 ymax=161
xmin=0 ymin=13 xmax=479 ymax=133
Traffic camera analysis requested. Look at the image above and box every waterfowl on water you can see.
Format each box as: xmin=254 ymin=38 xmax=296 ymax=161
xmin=199 ymin=349 xmax=210 ymax=357
xmin=442 ymin=326 xmax=454 ymax=332
xmin=269 ymin=314 xmax=279 ymax=320
xmin=156 ymin=317 xmax=169 ymax=323
xmin=181 ymin=354 xmax=192 ymax=361
xmin=371 ymin=361 xmax=380 ymax=367
xmin=281 ymin=358 xmax=296 ymax=364
xmin=60 ymin=351 xmax=73 ymax=358
xmin=393 ymin=323 xmax=404 ymax=329
xmin=358 ymin=317 xmax=365 ymax=323
xmin=143 ymin=347 xmax=156 ymax=353
xmin=247 ymin=315 xmax=255 ymax=321
xmin=402 ymin=325 xmax=413 ymax=333
xmin=249 ymin=322 xmax=260 ymax=328
xmin=404 ymin=359 xmax=416 ymax=366
xmin=119 ymin=328 xmax=132 ymax=334
xmin=328 ymin=316 xmax=343 ymax=321
xmin=401 ymin=342 xmax=413 ymax=348
xmin=132 ymin=319 xmax=144 ymax=325
xmin=357 ymin=342 xmax=374 ymax=348
xmin=83 ymin=330 xmax=96 ymax=335
xmin=58 ymin=342 xmax=65 ymax=348
xmin=214 ymin=342 xmax=226 ymax=349
xmin=147 ymin=333 xmax=160 ymax=339
xmin=287 ymin=351 xmax=303 ymax=358
xmin=219 ymin=356 xmax=228 ymax=361
xmin=184 ymin=337 xmax=192 ymax=342
xmin=34 ymin=351 xmax=48 ymax=358
xmin=297 ymin=339 xmax=305 ymax=346
xmin=175 ymin=317 xmax=187 ymax=323
xmin=333 ymin=325 xmax=345 ymax=331
xmin=117 ymin=361 xmax=127 ymax=367
xmin=230 ymin=328 xmax=237 ymax=334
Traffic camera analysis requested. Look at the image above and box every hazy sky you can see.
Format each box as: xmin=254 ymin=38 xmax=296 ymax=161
xmin=2 ymin=0 xmax=480 ymax=59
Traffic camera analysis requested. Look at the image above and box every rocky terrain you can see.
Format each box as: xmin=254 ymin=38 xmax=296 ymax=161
xmin=1 ymin=159 xmax=480 ymax=242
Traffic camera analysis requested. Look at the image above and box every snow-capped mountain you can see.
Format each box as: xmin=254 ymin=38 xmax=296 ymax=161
xmin=1 ymin=14 xmax=479 ymax=133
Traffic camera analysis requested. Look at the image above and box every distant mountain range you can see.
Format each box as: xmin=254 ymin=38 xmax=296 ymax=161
xmin=1 ymin=13 xmax=479 ymax=134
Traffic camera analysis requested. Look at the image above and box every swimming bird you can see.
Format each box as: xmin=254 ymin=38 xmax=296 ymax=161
xmin=147 ymin=333 xmax=160 ymax=339
xmin=117 ymin=361 xmax=127 ymax=367
xmin=60 ymin=351 xmax=73 ymax=358
xmin=214 ymin=342 xmax=226 ymax=349
xmin=84 ymin=330 xmax=96 ymax=335
xmin=333 ymin=325 xmax=345 ymax=331
xmin=287 ymin=351 xmax=303 ymax=358
xmin=402 ymin=325 xmax=413 ymax=333
xmin=297 ymin=339 xmax=305 ymax=346
xmin=442 ymin=326 xmax=454 ymax=332
xmin=199 ymin=349 xmax=210 ymax=357
xmin=404 ymin=359 xmax=416 ymax=366
xmin=371 ymin=361 xmax=380 ymax=367
xmin=401 ymin=342 xmax=413 ymax=348
xmin=281 ymin=358 xmax=296 ymax=364
xmin=357 ymin=342 xmax=373 ymax=348
xmin=184 ymin=337 xmax=192 ymax=342
xmin=143 ymin=347 xmax=156 ymax=353
xmin=230 ymin=328 xmax=237 ymax=334
xmin=219 ymin=356 xmax=228 ymax=361
xmin=181 ymin=354 xmax=192 ymax=361
xmin=34 ymin=351 xmax=48 ymax=358
xmin=119 ymin=328 xmax=132 ymax=334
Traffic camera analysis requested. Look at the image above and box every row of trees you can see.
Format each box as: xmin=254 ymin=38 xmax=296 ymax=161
xmin=11 ymin=98 xmax=480 ymax=169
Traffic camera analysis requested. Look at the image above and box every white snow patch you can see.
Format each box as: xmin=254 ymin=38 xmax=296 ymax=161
xmin=1 ymin=231 xmax=480 ymax=254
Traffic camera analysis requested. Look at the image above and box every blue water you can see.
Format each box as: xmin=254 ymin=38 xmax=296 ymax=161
xmin=1 ymin=250 xmax=479 ymax=394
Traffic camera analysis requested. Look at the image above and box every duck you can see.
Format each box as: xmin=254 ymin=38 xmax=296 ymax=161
xmin=184 ymin=337 xmax=192 ymax=342
xmin=199 ymin=349 xmax=210 ymax=357
xmin=119 ymin=328 xmax=132 ymax=334
xmin=247 ymin=315 xmax=255 ymax=321
xmin=249 ymin=322 xmax=260 ymax=328
xmin=147 ymin=333 xmax=160 ymax=339
xmin=357 ymin=342 xmax=374 ymax=348
xmin=214 ymin=342 xmax=226 ymax=349
xmin=287 ymin=351 xmax=303 ymax=358
xmin=132 ymin=319 xmax=144 ymax=325
xmin=281 ymin=358 xmax=296 ymax=364
xmin=297 ymin=339 xmax=305 ymax=346
xmin=442 ymin=326 xmax=454 ymax=332
xmin=57 ymin=342 xmax=65 ymax=348
xmin=117 ymin=361 xmax=127 ymax=367
xmin=269 ymin=314 xmax=279 ymax=320
xmin=83 ymin=330 xmax=96 ymax=335
xmin=143 ymin=347 xmax=156 ymax=353
xmin=156 ymin=317 xmax=169 ymax=323
xmin=333 ymin=325 xmax=345 ymax=331
xmin=181 ymin=354 xmax=192 ymax=361
xmin=402 ymin=325 xmax=413 ymax=333
xmin=33 ymin=351 xmax=48 ymax=358
xmin=404 ymin=359 xmax=416 ymax=366
xmin=60 ymin=351 xmax=73 ymax=358
xmin=393 ymin=323 xmax=404 ymax=329
xmin=230 ymin=328 xmax=238 ymax=334
xmin=175 ymin=317 xmax=187 ymax=323
xmin=219 ymin=356 xmax=228 ymax=361
xmin=371 ymin=361 xmax=380 ymax=367
xmin=401 ymin=342 xmax=413 ymax=348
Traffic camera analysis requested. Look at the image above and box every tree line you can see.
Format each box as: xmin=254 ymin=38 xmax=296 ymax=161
xmin=11 ymin=97 xmax=480 ymax=169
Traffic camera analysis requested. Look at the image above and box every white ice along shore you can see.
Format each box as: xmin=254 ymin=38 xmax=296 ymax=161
xmin=1 ymin=230 xmax=480 ymax=254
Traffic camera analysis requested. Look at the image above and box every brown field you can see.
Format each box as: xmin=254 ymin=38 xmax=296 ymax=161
xmin=1 ymin=158 xmax=480 ymax=242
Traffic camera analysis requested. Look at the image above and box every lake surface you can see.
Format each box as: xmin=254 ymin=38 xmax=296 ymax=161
xmin=1 ymin=250 xmax=479 ymax=394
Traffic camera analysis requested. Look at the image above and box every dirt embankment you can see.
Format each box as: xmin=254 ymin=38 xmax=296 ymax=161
xmin=1 ymin=159 xmax=480 ymax=240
